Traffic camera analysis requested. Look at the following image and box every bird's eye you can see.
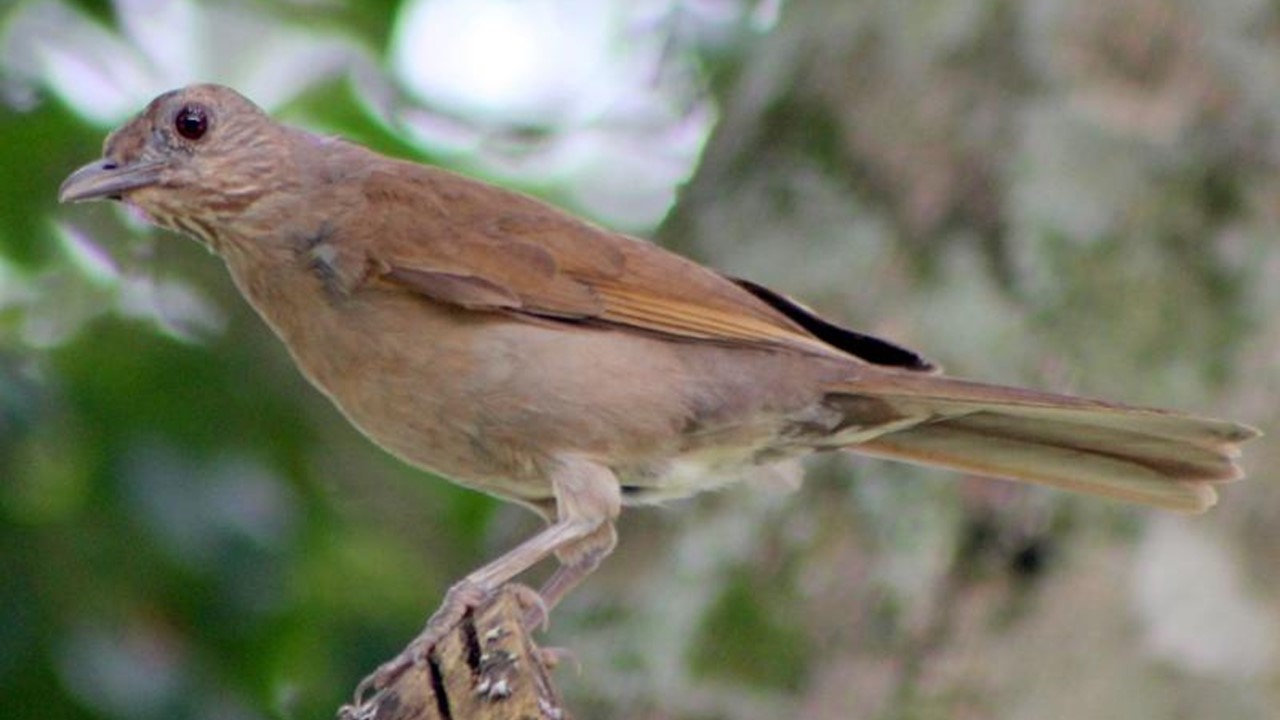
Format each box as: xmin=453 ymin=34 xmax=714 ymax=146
xmin=174 ymin=104 xmax=209 ymax=141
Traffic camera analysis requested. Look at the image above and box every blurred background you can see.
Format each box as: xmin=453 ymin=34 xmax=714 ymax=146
xmin=3 ymin=0 xmax=1279 ymax=718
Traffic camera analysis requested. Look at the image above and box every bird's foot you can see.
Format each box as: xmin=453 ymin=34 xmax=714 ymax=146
xmin=513 ymin=583 xmax=550 ymax=632
xmin=342 ymin=580 xmax=492 ymax=714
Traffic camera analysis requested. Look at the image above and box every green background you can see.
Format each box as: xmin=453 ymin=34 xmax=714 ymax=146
xmin=3 ymin=1 xmax=1278 ymax=718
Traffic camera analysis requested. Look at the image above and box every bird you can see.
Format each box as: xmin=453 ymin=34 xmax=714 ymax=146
xmin=60 ymin=84 xmax=1258 ymax=697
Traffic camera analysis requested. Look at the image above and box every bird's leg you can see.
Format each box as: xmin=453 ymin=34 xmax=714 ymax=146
xmin=523 ymin=522 xmax=617 ymax=630
xmin=350 ymin=458 xmax=621 ymax=703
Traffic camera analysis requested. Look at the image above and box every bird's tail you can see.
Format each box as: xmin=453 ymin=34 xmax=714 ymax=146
xmin=829 ymin=374 xmax=1259 ymax=512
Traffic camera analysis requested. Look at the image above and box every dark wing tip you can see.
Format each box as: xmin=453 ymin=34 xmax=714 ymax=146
xmin=731 ymin=277 xmax=936 ymax=372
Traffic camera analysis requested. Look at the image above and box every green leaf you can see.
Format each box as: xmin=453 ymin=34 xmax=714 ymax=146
xmin=58 ymin=0 xmax=118 ymax=28
xmin=0 ymin=92 xmax=105 ymax=268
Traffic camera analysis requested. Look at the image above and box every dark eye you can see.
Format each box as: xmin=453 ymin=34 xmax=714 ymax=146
xmin=174 ymin=104 xmax=209 ymax=140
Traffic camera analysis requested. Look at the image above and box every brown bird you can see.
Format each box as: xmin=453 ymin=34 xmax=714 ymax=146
xmin=60 ymin=84 xmax=1257 ymax=693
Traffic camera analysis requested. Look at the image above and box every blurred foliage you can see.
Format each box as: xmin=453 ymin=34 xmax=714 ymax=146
xmin=3 ymin=1 xmax=1279 ymax=720
xmin=0 ymin=2 xmax=521 ymax=718
xmin=691 ymin=565 xmax=811 ymax=691
xmin=0 ymin=95 xmax=95 ymax=268
xmin=280 ymin=78 xmax=435 ymax=163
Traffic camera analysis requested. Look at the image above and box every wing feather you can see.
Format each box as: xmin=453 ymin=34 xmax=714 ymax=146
xmin=354 ymin=161 xmax=929 ymax=365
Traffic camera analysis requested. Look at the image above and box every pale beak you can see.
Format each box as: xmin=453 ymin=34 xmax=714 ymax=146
xmin=58 ymin=158 xmax=167 ymax=203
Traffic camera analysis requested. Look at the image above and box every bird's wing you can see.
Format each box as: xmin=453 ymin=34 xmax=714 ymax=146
xmin=357 ymin=164 xmax=933 ymax=370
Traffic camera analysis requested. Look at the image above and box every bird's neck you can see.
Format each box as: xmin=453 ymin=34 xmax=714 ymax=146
xmin=172 ymin=131 xmax=379 ymax=348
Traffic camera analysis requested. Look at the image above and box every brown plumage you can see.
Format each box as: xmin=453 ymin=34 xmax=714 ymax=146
xmin=60 ymin=84 xmax=1258 ymax=693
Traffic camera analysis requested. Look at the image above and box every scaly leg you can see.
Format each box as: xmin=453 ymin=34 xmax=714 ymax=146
xmin=349 ymin=457 xmax=621 ymax=703
xmin=524 ymin=522 xmax=617 ymax=629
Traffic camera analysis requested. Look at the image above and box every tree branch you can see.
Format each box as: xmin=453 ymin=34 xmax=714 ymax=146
xmin=339 ymin=585 xmax=569 ymax=720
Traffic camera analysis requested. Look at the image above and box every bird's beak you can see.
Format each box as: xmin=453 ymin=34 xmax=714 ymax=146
xmin=58 ymin=158 xmax=166 ymax=203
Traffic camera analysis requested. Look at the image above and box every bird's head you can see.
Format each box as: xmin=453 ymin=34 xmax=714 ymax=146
xmin=59 ymin=84 xmax=294 ymax=246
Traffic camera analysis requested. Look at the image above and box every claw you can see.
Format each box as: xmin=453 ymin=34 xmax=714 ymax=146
xmin=512 ymin=585 xmax=550 ymax=633
xmin=343 ymin=580 xmax=495 ymax=711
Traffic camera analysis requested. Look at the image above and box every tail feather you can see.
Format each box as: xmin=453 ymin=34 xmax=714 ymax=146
xmin=836 ymin=375 xmax=1259 ymax=513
